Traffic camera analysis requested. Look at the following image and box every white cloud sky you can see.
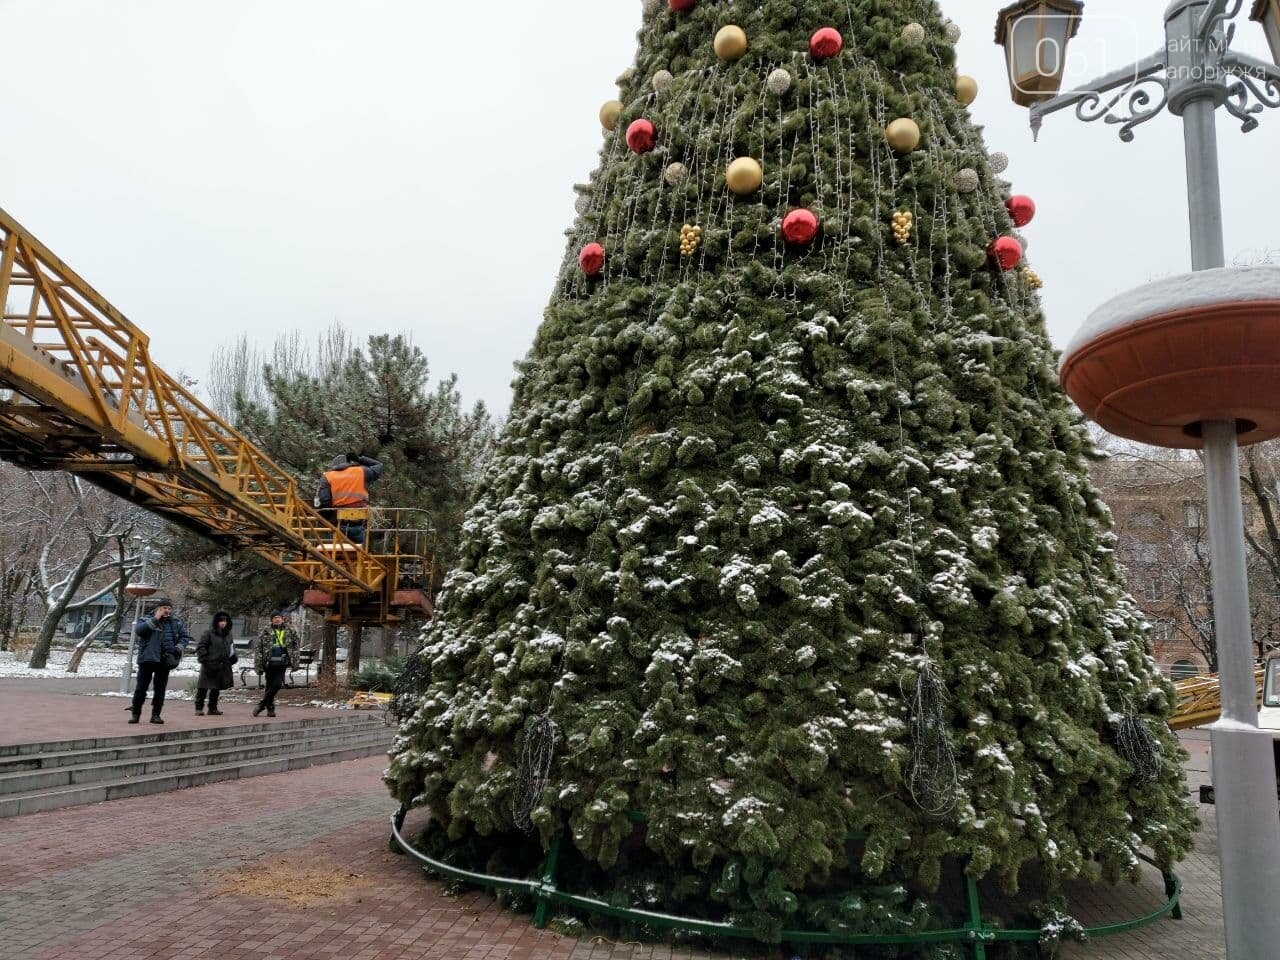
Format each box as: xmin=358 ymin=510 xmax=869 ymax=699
xmin=2 ymin=0 xmax=1277 ymax=417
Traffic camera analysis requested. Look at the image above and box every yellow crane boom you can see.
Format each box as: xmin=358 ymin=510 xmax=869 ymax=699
xmin=0 ymin=206 xmax=388 ymax=598
xmin=1169 ymin=666 xmax=1266 ymax=731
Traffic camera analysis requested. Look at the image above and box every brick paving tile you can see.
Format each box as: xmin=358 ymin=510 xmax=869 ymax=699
xmin=0 ymin=722 xmax=1228 ymax=960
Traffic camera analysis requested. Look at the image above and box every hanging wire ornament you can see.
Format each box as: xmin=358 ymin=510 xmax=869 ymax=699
xmin=513 ymin=715 xmax=560 ymax=830
xmin=905 ymin=661 xmax=959 ymax=816
xmin=389 ymin=651 xmax=428 ymax=723
xmin=1114 ymin=704 xmax=1163 ymax=782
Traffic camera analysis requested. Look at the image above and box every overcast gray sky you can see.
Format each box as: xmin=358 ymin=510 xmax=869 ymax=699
xmin=2 ymin=0 xmax=1278 ymax=418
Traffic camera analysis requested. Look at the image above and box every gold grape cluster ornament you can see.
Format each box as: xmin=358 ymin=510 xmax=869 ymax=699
xmin=892 ymin=210 xmax=914 ymax=246
xmin=679 ymin=223 xmax=703 ymax=257
xmin=1022 ymin=266 xmax=1043 ymax=289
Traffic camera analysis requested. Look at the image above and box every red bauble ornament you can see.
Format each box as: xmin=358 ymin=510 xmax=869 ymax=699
xmin=1006 ymin=195 xmax=1036 ymax=228
xmin=669 ymin=0 xmax=696 ymax=9
xmin=579 ymin=243 xmax=605 ymax=277
xmin=782 ymin=208 xmax=820 ymax=245
xmin=626 ymin=119 xmax=656 ymax=154
xmin=988 ymin=236 xmax=1023 ymax=271
xmin=809 ymin=27 xmax=844 ymax=60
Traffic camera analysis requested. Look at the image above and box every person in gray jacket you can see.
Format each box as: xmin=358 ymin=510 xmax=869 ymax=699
xmin=129 ymin=598 xmax=192 ymax=725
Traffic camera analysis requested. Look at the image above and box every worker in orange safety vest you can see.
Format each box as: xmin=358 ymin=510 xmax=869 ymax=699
xmin=315 ymin=453 xmax=384 ymax=544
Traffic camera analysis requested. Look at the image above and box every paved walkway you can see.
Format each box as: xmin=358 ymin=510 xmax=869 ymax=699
xmin=0 ymin=722 xmax=1226 ymax=960
xmin=0 ymin=679 xmax=348 ymax=747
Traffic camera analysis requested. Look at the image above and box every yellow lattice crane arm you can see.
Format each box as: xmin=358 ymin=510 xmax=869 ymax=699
xmin=1169 ymin=666 xmax=1266 ymax=731
xmin=0 ymin=206 xmax=385 ymax=596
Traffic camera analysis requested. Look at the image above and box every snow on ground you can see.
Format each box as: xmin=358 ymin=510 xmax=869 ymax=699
xmin=0 ymin=649 xmax=201 ymax=679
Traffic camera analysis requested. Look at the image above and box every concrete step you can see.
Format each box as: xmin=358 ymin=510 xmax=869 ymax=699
xmin=0 ymin=714 xmax=385 ymax=759
xmin=0 ymin=716 xmax=385 ymax=775
xmin=0 ymin=736 xmax=393 ymax=818
xmin=0 ymin=726 xmax=390 ymax=796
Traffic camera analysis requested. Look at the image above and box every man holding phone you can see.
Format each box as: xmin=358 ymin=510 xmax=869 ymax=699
xmin=129 ymin=598 xmax=193 ymax=725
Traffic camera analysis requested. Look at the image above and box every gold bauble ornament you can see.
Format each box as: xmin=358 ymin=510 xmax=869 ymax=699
xmin=725 ymin=157 xmax=763 ymax=195
xmin=955 ymin=75 xmax=978 ymax=106
xmin=714 ymin=25 xmax=749 ymax=61
xmin=886 ymin=118 xmax=922 ymax=153
xmin=599 ymin=100 xmax=624 ymax=131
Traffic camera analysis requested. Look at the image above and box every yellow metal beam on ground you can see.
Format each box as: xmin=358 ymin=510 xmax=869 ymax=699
xmin=0 ymin=206 xmax=387 ymax=596
xmin=1169 ymin=666 xmax=1266 ymax=731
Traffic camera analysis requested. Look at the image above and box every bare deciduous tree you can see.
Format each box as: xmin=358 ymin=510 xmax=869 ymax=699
xmin=25 ymin=474 xmax=150 ymax=670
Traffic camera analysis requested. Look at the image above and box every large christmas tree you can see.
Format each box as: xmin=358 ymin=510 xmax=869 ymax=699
xmin=388 ymin=0 xmax=1195 ymax=940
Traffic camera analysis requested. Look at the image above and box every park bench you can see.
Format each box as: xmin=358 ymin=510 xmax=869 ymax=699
xmin=236 ymin=646 xmax=337 ymax=689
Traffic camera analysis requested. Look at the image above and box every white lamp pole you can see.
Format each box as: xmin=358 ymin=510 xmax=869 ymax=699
xmin=119 ymin=542 xmax=157 ymax=695
xmin=999 ymin=1 xmax=1280 ymax=955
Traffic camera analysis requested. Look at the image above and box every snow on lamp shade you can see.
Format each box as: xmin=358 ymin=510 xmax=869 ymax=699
xmin=1060 ymin=265 xmax=1280 ymax=448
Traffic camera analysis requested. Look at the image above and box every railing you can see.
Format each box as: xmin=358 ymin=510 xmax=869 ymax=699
xmin=0 ymin=206 xmax=386 ymax=595
xmin=389 ymin=806 xmax=1182 ymax=959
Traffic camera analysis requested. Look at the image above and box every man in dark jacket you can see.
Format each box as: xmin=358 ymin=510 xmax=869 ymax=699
xmin=195 ymin=612 xmax=236 ymax=716
xmin=253 ymin=611 xmax=300 ymax=718
xmin=130 ymin=598 xmax=192 ymax=725
xmin=314 ymin=453 xmax=383 ymax=545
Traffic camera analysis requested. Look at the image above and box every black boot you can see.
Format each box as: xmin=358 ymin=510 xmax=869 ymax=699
xmin=267 ymin=707 xmax=276 ymax=718
xmin=128 ymin=710 xmax=141 ymax=725
xmin=252 ymin=704 xmax=264 ymax=717
xmin=207 ymin=707 xmax=223 ymax=716
xmin=207 ymin=692 xmax=222 ymax=716
xmin=150 ymin=714 xmax=164 ymax=725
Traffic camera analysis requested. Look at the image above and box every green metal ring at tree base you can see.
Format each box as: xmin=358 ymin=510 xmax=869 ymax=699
xmin=389 ymin=806 xmax=1182 ymax=958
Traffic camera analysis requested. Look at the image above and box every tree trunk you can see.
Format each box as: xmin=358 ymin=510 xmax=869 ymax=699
xmin=348 ymin=622 xmax=364 ymax=675
xmin=65 ymin=614 xmax=114 ymax=673
xmin=319 ymin=621 xmax=339 ymax=686
xmin=28 ymin=537 xmax=104 ymax=669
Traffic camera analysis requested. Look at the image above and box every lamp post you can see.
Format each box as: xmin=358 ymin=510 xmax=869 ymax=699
xmin=119 ymin=541 xmax=157 ymax=695
xmin=997 ymin=2 xmax=1280 ymax=956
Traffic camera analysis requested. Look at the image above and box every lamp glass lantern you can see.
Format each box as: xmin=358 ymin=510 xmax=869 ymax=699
xmin=1253 ymin=0 xmax=1280 ymax=66
xmin=995 ymin=0 xmax=1086 ymax=107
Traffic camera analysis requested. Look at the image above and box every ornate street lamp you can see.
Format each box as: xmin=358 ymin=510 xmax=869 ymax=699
xmin=994 ymin=0 xmax=1085 ymax=107
xmin=1000 ymin=2 xmax=1280 ymax=956
xmin=1253 ymin=0 xmax=1280 ymax=65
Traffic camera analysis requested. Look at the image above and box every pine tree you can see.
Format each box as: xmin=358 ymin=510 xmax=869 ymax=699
xmin=387 ymin=0 xmax=1195 ymax=940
